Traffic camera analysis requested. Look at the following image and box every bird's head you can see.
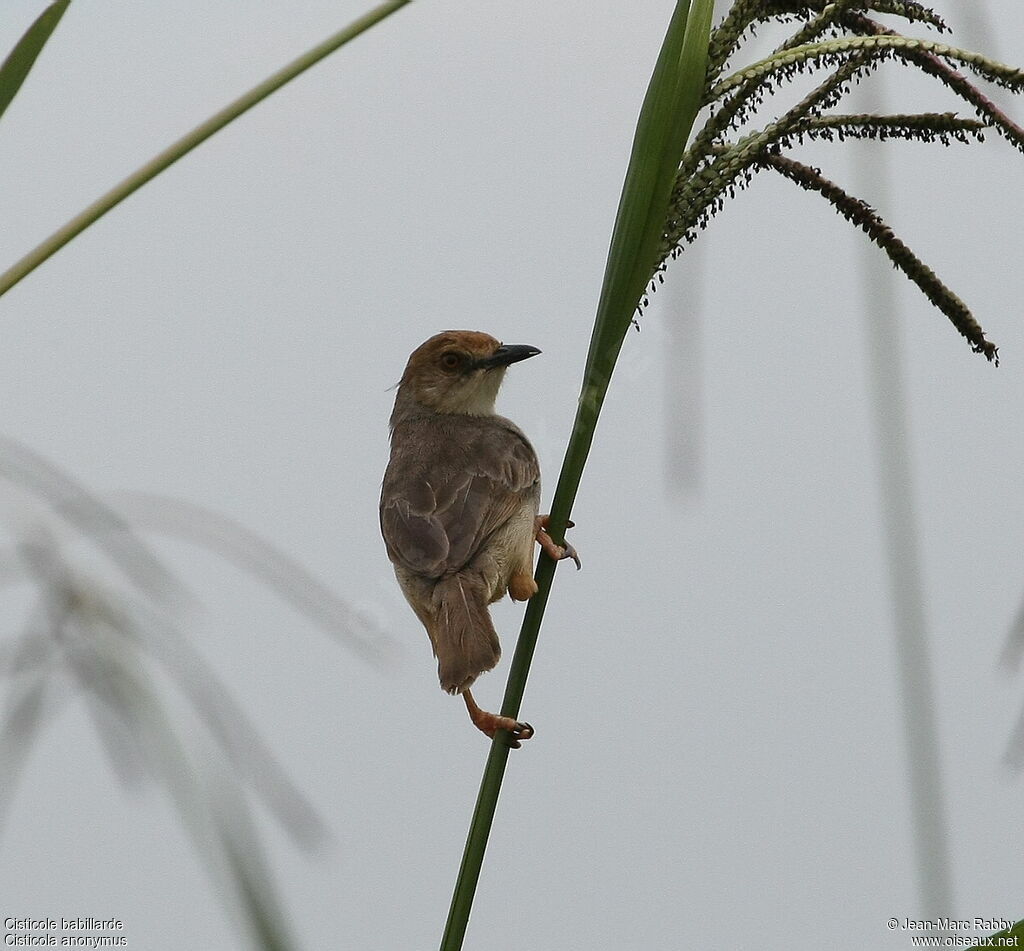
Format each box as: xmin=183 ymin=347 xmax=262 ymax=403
xmin=395 ymin=331 xmax=540 ymax=418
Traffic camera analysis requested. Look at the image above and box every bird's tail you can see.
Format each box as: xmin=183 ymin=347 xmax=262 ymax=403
xmin=428 ymin=574 xmax=501 ymax=694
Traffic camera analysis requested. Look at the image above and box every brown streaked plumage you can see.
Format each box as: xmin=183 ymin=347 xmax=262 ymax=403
xmin=380 ymin=331 xmax=578 ymax=746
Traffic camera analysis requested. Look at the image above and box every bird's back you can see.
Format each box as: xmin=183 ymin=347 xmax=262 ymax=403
xmin=380 ymin=412 xmax=540 ymax=579
xmin=381 ymin=411 xmax=541 ymax=693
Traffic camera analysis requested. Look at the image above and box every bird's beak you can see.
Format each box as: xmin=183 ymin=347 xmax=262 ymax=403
xmin=478 ymin=344 xmax=541 ymax=370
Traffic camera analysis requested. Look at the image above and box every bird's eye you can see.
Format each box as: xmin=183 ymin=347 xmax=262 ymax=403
xmin=440 ymin=352 xmax=462 ymax=372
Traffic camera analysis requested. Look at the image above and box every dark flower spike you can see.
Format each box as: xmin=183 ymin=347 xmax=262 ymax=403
xmin=707 ymin=1 xmax=948 ymax=87
xmin=709 ymin=35 xmax=1024 ymax=105
xmin=685 ymin=43 xmax=871 ymax=203
xmin=760 ymin=1 xmax=946 ymax=31
xmin=647 ymin=2 xmax=1024 ymax=358
xmin=760 ymin=151 xmax=998 ymax=362
xmin=669 ymin=54 xmax=872 ymax=253
xmin=706 ymin=0 xmax=769 ymax=84
xmin=782 ymin=111 xmax=987 ymax=147
xmin=641 ymin=4 xmax=1018 ymax=361
xmin=843 ymin=12 xmax=1024 ymax=154
xmin=776 ymin=0 xmax=892 ymax=56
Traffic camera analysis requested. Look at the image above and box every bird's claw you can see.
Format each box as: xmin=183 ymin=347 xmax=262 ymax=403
xmin=505 ymin=721 xmax=534 ymax=749
xmin=535 ymin=515 xmax=582 ymax=569
xmin=561 ymin=543 xmax=582 ymax=570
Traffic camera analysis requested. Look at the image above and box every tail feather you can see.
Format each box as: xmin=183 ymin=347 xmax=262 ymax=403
xmin=429 ymin=574 xmax=500 ymax=694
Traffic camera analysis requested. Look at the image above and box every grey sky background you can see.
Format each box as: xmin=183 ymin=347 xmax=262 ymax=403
xmin=0 ymin=2 xmax=1023 ymax=949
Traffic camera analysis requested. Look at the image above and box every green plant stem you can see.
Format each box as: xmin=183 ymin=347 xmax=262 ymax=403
xmin=0 ymin=0 xmax=411 ymax=300
xmin=439 ymin=3 xmax=715 ymax=948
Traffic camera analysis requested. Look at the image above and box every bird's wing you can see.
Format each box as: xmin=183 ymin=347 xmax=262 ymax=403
xmin=380 ymin=417 xmax=538 ymax=579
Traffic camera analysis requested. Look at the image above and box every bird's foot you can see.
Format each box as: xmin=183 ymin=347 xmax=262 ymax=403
xmin=464 ymin=691 xmax=534 ymax=749
xmin=476 ymin=713 xmax=534 ymax=749
xmin=535 ymin=514 xmax=581 ymax=569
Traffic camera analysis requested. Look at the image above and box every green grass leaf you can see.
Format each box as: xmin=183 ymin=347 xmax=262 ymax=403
xmin=0 ymin=0 xmax=411 ymax=301
xmin=0 ymin=0 xmax=70 ymax=125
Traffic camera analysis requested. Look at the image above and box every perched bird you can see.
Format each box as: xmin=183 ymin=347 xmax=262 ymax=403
xmin=380 ymin=331 xmax=578 ymax=746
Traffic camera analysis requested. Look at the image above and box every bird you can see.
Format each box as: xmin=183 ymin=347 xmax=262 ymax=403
xmin=380 ymin=330 xmax=579 ymax=747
